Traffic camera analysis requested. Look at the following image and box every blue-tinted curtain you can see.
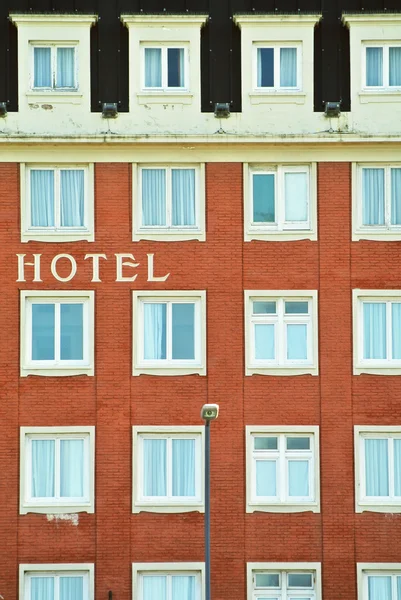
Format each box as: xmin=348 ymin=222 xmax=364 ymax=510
xmin=144 ymin=303 xmax=167 ymax=360
xmin=34 ymin=47 xmax=52 ymax=88
xmin=256 ymin=460 xmax=276 ymax=496
xmin=257 ymin=48 xmax=274 ymax=87
xmin=368 ymin=576 xmax=392 ymax=600
xmin=31 ymin=577 xmax=54 ymax=600
xmin=280 ymin=48 xmax=297 ymax=87
xmin=365 ymin=439 xmax=389 ymax=496
xmin=397 ymin=576 xmax=401 ymax=600
xmin=56 ymin=48 xmax=75 ymax=88
xmin=32 ymin=304 xmax=55 ymax=361
xmin=60 ymin=577 xmax=83 ymax=600
xmin=390 ymin=47 xmax=401 ymax=87
xmin=143 ymin=576 xmax=166 ymax=600
xmin=285 ymin=172 xmax=307 ymax=222
xmin=366 ymin=47 xmax=383 ymax=86
xmin=60 ymin=170 xmax=84 ymax=227
xmin=287 ymin=324 xmax=307 ymax=360
xmin=142 ymin=169 xmax=166 ymax=226
xmin=253 ymin=174 xmax=275 ymax=222
xmin=172 ymin=439 xmax=195 ymax=497
xmin=288 ymin=460 xmax=309 ymax=497
xmin=172 ymin=303 xmax=195 ymax=360
xmin=362 ymin=169 xmax=385 ymax=226
xmin=394 ymin=439 xmax=401 ymax=496
xmin=167 ymin=48 xmax=184 ymax=88
xmin=172 ymin=576 xmax=196 ymax=600
xmin=60 ymin=304 xmax=83 ymax=361
xmin=255 ymin=324 xmax=275 ymax=360
xmin=60 ymin=439 xmax=84 ymax=498
xmin=32 ymin=439 xmax=55 ymax=497
xmin=392 ymin=304 xmax=401 ymax=359
xmin=31 ymin=170 xmax=55 ymax=227
xmin=363 ymin=303 xmax=387 ymax=359
xmin=143 ymin=439 xmax=167 ymax=496
xmin=144 ymin=48 xmax=162 ymax=88
xmin=391 ymin=169 xmax=401 ymax=225
xmin=172 ymin=169 xmax=195 ymax=226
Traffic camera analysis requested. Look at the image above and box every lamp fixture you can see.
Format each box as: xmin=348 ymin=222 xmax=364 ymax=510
xmin=324 ymin=101 xmax=341 ymax=118
xmin=214 ymin=102 xmax=230 ymax=118
xmin=0 ymin=102 xmax=7 ymax=117
xmin=102 ymin=103 xmax=118 ymax=119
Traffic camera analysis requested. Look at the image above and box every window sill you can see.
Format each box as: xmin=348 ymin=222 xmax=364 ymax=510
xmin=354 ymin=365 xmax=401 ymax=376
xmin=353 ymin=230 xmax=401 ymax=242
xmin=246 ymin=366 xmax=318 ymax=377
xmin=22 ymin=230 xmax=94 ymax=243
xmin=20 ymin=503 xmax=94 ymax=515
xmin=247 ymin=502 xmax=319 ymax=514
xmin=249 ymin=92 xmax=306 ymax=105
xmin=133 ymin=230 xmax=205 ymax=242
xmin=356 ymin=502 xmax=401 ymax=514
xmin=245 ymin=230 xmax=316 ymax=242
xmin=21 ymin=366 xmax=94 ymax=377
xmin=359 ymin=91 xmax=401 ymax=104
xmin=26 ymin=91 xmax=83 ymax=105
xmin=133 ymin=503 xmax=204 ymax=514
xmin=133 ymin=365 xmax=206 ymax=377
xmin=137 ymin=92 xmax=194 ymax=105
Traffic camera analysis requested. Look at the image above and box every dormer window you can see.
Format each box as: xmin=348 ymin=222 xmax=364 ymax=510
xmin=255 ymin=45 xmax=300 ymax=90
xmin=32 ymin=45 xmax=76 ymax=90
xmin=365 ymin=44 xmax=401 ymax=89
xmin=143 ymin=46 xmax=186 ymax=90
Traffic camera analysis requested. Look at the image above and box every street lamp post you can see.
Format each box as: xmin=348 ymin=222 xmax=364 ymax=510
xmin=201 ymin=403 xmax=219 ymax=600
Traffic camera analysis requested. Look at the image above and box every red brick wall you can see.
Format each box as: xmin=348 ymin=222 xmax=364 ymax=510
xmin=0 ymin=160 xmax=399 ymax=599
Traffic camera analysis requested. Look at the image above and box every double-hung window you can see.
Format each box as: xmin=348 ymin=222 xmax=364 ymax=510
xmin=248 ymin=564 xmax=321 ymax=600
xmin=32 ymin=44 xmax=76 ymax=90
xmin=245 ymin=291 xmax=318 ymax=376
xmin=364 ymin=43 xmax=401 ymax=90
xmin=255 ymin=44 xmax=301 ymax=91
xmin=358 ymin=565 xmax=401 ymax=600
xmin=133 ymin=564 xmax=204 ymax=600
xmin=133 ymin=427 xmax=203 ymax=513
xmin=21 ymin=291 xmax=95 ymax=377
xmin=20 ymin=565 xmax=94 ymax=600
xmin=143 ymin=45 xmax=187 ymax=90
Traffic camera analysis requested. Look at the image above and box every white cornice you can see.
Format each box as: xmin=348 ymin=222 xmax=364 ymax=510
xmin=9 ymin=13 xmax=98 ymax=27
xmin=233 ymin=13 xmax=322 ymax=28
xmin=342 ymin=13 xmax=401 ymax=27
xmin=121 ymin=14 xmax=208 ymax=28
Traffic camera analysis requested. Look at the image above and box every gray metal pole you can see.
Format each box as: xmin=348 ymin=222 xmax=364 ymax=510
xmin=205 ymin=420 xmax=211 ymax=600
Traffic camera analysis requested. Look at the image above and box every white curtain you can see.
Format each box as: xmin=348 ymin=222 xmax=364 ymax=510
xmin=287 ymin=324 xmax=307 ymax=360
xmin=143 ymin=439 xmax=167 ymax=497
xmin=392 ymin=304 xmax=401 ymax=360
xmin=31 ymin=577 xmax=54 ymax=600
xmin=57 ymin=48 xmax=75 ymax=88
xmin=61 ymin=170 xmax=84 ymax=227
xmin=390 ymin=47 xmax=401 ymax=87
xmin=172 ymin=439 xmax=195 ymax=497
xmin=368 ymin=576 xmax=391 ymax=600
xmin=285 ymin=172 xmax=307 ymax=222
xmin=142 ymin=169 xmax=166 ymax=226
xmin=288 ymin=460 xmax=309 ymax=497
xmin=397 ymin=577 xmax=401 ymax=599
xmin=143 ymin=576 xmax=166 ymax=600
xmin=365 ymin=439 xmax=389 ymax=496
xmin=32 ymin=440 xmax=55 ymax=498
xmin=60 ymin=439 xmax=84 ymax=498
xmin=31 ymin=170 xmax=55 ymax=227
xmin=280 ymin=48 xmax=297 ymax=87
xmin=60 ymin=577 xmax=83 ymax=600
xmin=391 ymin=169 xmax=401 ymax=225
xmin=257 ymin=48 xmax=274 ymax=87
xmin=172 ymin=169 xmax=195 ymax=226
xmin=256 ymin=460 xmax=276 ymax=496
xmin=144 ymin=48 xmax=162 ymax=88
xmin=172 ymin=576 xmax=196 ymax=600
xmin=363 ymin=303 xmax=386 ymax=359
xmin=34 ymin=47 xmax=51 ymax=88
xmin=394 ymin=440 xmax=401 ymax=496
xmin=144 ymin=303 xmax=166 ymax=360
xmin=362 ymin=168 xmax=385 ymax=225
xmin=255 ymin=324 xmax=275 ymax=360
xmin=167 ymin=48 xmax=184 ymax=88
xmin=366 ymin=47 xmax=383 ymax=86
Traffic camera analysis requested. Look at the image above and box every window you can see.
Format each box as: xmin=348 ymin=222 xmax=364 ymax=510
xmin=353 ymin=290 xmax=401 ymax=375
xmin=143 ymin=46 xmax=187 ymax=90
xmin=255 ymin=44 xmax=301 ymax=91
xmin=21 ymin=164 xmax=94 ymax=242
xmin=32 ymin=44 xmax=76 ymax=90
xmin=133 ymin=291 xmax=206 ymax=376
xmin=246 ymin=427 xmax=319 ymax=513
xmin=247 ymin=563 xmax=321 ymax=600
xmin=244 ymin=164 xmax=317 ymax=241
xmin=20 ymin=427 xmax=95 ymax=514
xmin=358 ymin=565 xmax=401 ymax=600
xmin=21 ymin=291 xmax=95 ymax=377
xmin=245 ymin=291 xmax=318 ymax=376
xmin=364 ymin=44 xmax=401 ymax=90
xmin=133 ymin=164 xmax=205 ymax=241
xmin=20 ymin=564 xmax=94 ymax=600
xmin=355 ymin=427 xmax=401 ymax=513
xmin=133 ymin=564 xmax=204 ymax=600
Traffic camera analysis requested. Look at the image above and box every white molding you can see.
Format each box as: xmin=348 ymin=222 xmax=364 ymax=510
xmin=247 ymin=562 xmax=322 ymax=600
xmin=132 ymin=563 xmax=205 ymax=600
xmin=10 ymin=14 xmax=98 ymax=26
xmin=19 ymin=564 xmax=95 ymax=600
xmin=342 ymin=13 xmax=401 ymax=26
xmin=121 ymin=15 xmax=208 ymax=27
xmin=234 ymin=14 xmax=322 ymax=27
xmin=357 ymin=563 xmax=401 ymax=600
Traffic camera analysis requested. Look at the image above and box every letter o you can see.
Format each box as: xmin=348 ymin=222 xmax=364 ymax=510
xmin=51 ymin=254 xmax=77 ymax=283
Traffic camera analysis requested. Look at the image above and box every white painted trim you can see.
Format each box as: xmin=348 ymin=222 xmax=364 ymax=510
xmin=10 ymin=14 xmax=98 ymax=26
xmin=132 ymin=563 xmax=205 ymax=600
xmin=19 ymin=564 xmax=95 ymax=600
xmin=357 ymin=563 xmax=401 ymax=600
xmin=343 ymin=14 xmax=401 ymax=26
xmin=245 ymin=425 xmax=320 ymax=513
xmin=234 ymin=14 xmax=322 ymax=27
xmin=121 ymin=15 xmax=208 ymax=27
xmin=247 ymin=563 xmax=322 ymax=600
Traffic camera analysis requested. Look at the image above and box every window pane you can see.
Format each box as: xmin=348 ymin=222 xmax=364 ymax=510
xmin=60 ymin=304 xmax=83 ymax=361
xmin=144 ymin=303 xmax=167 ymax=360
xmin=287 ymin=437 xmax=310 ymax=450
xmin=172 ymin=576 xmax=196 ymax=600
xmin=60 ymin=439 xmax=84 ymax=498
xmin=172 ymin=303 xmax=195 ymax=360
xmin=142 ymin=169 xmax=166 ymax=226
xmin=287 ymin=324 xmax=307 ymax=360
xmin=280 ymin=47 xmax=297 ymax=87
xmin=363 ymin=303 xmax=387 ymax=359
xmin=60 ymin=577 xmax=83 ymax=600
xmin=253 ymin=173 xmax=275 ymax=222
xmin=255 ymin=324 xmax=275 ymax=360
xmin=172 ymin=439 xmax=195 ymax=497
xmin=391 ymin=168 xmax=401 ymax=225
xmin=390 ymin=47 xmax=401 ymax=86
xmin=366 ymin=47 xmax=383 ymax=86
xmin=257 ymin=48 xmax=274 ymax=87
xmin=368 ymin=576 xmax=391 ymax=600
xmin=362 ymin=168 xmax=385 ymax=226
xmin=32 ymin=304 xmax=55 ymax=360
xmin=168 ymin=48 xmax=184 ymax=87
xmin=365 ymin=438 xmax=389 ymax=496
xmin=143 ymin=439 xmax=167 ymax=496
xmin=34 ymin=47 xmax=52 ymax=88
xmin=144 ymin=48 xmax=162 ymax=87
xmin=56 ymin=47 xmax=75 ymax=88
xmin=60 ymin=170 xmax=84 ymax=227
xmin=143 ymin=576 xmax=167 ymax=600
xmin=392 ymin=303 xmax=401 ymax=359
xmin=172 ymin=169 xmax=195 ymax=226
xmin=288 ymin=460 xmax=309 ymax=496
xmin=285 ymin=301 xmax=308 ymax=314
xmin=256 ymin=460 xmax=276 ymax=496
xmin=31 ymin=440 xmax=55 ymax=497
xmin=397 ymin=576 xmax=401 ymax=600
xmin=255 ymin=437 xmax=278 ymax=450
xmin=31 ymin=577 xmax=54 ymax=600
xmin=253 ymin=301 xmax=276 ymax=314
xmin=288 ymin=574 xmax=312 ymax=588
xmin=394 ymin=439 xmax=401 ymax=496
xmin=284 ymin=172 xmax=307 ymax=222
xmin=31 ymin=170 xmax=55 ymax=227
xmin=255 ymin=574 xmax=280 ymax=588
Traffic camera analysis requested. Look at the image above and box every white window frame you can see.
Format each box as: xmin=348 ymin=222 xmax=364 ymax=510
xmin=352 ymin=163 xmax=401 ymax=241
xmin=246 ymin=426 xmax=320 ymax=513
xmin=132 ymin=163 xmax=205 ymax=242
xmin=353 ymin=289 xmax=401 ymax=375
xmin=245 ymin=290 xmax=319 ymax=376
xmin=141 ymin=43 xmax=189 ymax=92
xmin=30 ymin=42 xmax=78 ymax=91
xmin=20 ymin=426 xmax=95 ymax=515
xmin=21 ymin=163 xmax=95 ymax=243
xmin=357 ymin=564 xmax=401 ymax=600
xmin=20 ymin=564 xmax=94 ymax=600
xmin=362 ymin=42 xmax=401 ymax=92
xmin=247 ymin=563 xmax=322 ymax=600
xmin=133 ymin=426 xmax=204 ymax=514
xmin=132 ymin=290 xmax=206 ymax=377
xmin=244 ymin=163 xmax=317 ymax=241
xmin=133 ymin=563 xmax=205 ymax=600
xmin=253 ymin=43 xmax=302 ymax=92
xmin=20 ymin=290 xmax=95 ymax=377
